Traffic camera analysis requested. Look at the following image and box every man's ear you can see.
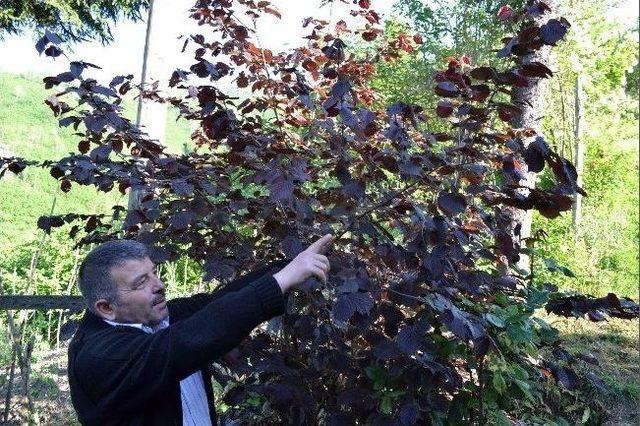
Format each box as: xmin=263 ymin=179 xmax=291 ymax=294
xmin=94 ymin=299 xmax=116 ymax=321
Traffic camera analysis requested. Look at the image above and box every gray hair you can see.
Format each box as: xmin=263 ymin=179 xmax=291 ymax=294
xmin=78 ymin=239 xmax=149 ymax=313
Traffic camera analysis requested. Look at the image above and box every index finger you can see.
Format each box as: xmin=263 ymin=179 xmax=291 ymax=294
xmin=307 ymin=233 xmax=334 ymax=254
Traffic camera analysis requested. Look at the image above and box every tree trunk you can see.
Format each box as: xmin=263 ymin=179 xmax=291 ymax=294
xmin=3 ymin=347 xmax=16 ymax=423
xmin=508 ymin=0 xmax=556 ymax=271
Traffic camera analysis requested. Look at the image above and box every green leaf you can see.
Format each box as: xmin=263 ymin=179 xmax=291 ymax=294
xmin=495 ymin=292 xmax=509 ymax=306
xmin=488 ymin=410 xmax=511 ymax=426
xmin=526 ymin=286 xmax=550 ymax=309
xmin=385 ymin=389 xmax=406 ymax=398
xmin=508 ymin=364 xmax=529 ymax=380
xmin=380 ymin=395 xmax=393 ymax=415
xmin=544 ymin=258 xmax=576 ymax=277
xmin=485 ymin=313 xmax=506 ymax=328
xmin=365 ymin=365 xmax=386 ymax=383
xmin=506 ymin=323 xmax=531 ymax=344
xmin=533 ymin=317 xmax=560 ymax=344
xmin=514 ymin=379 xmax=533 ymax=400
xmin=520 ymin=246 xmax=543 ymax=257
xmin=492 ymin=372 xmax=506 ymax=394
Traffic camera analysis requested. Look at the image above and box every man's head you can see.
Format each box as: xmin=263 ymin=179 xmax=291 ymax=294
xmin=78 ymin=240 xmax=168 ymax=325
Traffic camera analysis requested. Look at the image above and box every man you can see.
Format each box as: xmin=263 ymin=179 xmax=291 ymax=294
xmin=68 ymin=234 xmax=333 ymax=425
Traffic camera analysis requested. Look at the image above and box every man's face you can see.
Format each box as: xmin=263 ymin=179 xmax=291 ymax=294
xmin=107 ymin=257 xmax=169 ymax=326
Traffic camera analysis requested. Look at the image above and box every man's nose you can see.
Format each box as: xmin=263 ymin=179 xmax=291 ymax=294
xmin=151 ymin=274 xmax=165 ymax=292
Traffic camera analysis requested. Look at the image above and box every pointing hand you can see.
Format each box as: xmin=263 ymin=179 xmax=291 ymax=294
xmin=273 ymin=234 xmax=333 ymax=293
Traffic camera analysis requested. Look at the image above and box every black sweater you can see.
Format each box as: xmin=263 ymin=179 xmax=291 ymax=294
xmin=68 ymin=260 xmax=288 ymax=425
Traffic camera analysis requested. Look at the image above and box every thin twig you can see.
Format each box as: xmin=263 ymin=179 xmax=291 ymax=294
xmin=2 ymin=340 xmax=16 ymax=423
xmin=334 ymin=180 xmax=421 ymax=240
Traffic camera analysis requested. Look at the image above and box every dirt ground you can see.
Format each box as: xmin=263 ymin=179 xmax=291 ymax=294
xmin=1 ymin=346 xmax=77 ymax=425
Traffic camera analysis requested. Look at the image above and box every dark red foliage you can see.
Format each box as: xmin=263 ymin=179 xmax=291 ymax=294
xmin=1 ymin=0 xmax=636 ymax=423
xmin=546 ymin=293 xmax=640 ymax=321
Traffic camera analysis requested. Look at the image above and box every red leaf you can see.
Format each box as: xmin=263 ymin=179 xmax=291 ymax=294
xmin=60 ymin=179 xmax=72 ymax=193
xmin=50 ymin=166 xmax=65 ymax=179
xmin=78 ymin=140 xmax=90 ymax=154
xmin=470 ymin=84 xmax=490 ymax=102
xmin=398 ymin=34 xmax=414 ymax=53
xmin=470 ymin=66 xmax=496 ymax=81
xmin=435 ymin=81 xmax=460 ymax=97
xmin=44 ymin=45 xmax=63 ymax=57
xmin=170 ymin=210 xmax=197 ymax=230
xmin=518 ymin=62 xmax=553 ymax=78
xmin=263 ymin=6 xmax=281 ymax=19
xmin=270 ymin=178 xmax=295 ymax=202
xmin=438 ymin=192 xmax=467 ymax=216
xmin=302 ymin=59 xmax=318 ymax=72
xmin=237 ymin=72 xmax=249 ymax=88
xmin=539 ymin=19 xmax=569 ymax=45
xmin=436 ymin=101 xmax=454 ymax=118
xmin=361 ymin=31 xmax=378 ymax=41
xmin=497 ymin=5 xmax=515 ymax=21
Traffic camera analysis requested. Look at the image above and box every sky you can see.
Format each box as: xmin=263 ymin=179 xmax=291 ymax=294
xmin=0 ymin=0 xmax=393 ymax=82
xmin=0 ymin=0 xmax=636 ymax=83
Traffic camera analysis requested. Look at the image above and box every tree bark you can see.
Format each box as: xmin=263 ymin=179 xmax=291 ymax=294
xmin=508 ymin=0 xmax=556 ymax=271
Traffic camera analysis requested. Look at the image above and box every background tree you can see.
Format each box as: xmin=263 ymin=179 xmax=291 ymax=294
xmin=0 ymin=0 xmax=149 ymax=43
xmin=535 ymin=0 xmax=639 ymax=296
xmin=373 ymin=0 xmax=528 ymax=105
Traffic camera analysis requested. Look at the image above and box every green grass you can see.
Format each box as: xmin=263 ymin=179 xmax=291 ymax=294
xmin=0 ymin=73 xmax=118 ymax=258
xmin=533 ymin=103 xmax=639 ymax=299
xmin=0 ymin=72 xmax=192 ymax=263
xmin=540 ymin=314 xmax=640 ymax=424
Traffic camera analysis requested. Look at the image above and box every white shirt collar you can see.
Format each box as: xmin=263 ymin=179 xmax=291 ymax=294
xmin=103 ymin=317 xmax=170 ymax=334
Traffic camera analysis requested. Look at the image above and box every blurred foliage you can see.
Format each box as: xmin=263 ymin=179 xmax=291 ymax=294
xmin=0 ymin=71 xmax=201 ymax=350
xmin=373 ymin=0 xmax=528 ymax=106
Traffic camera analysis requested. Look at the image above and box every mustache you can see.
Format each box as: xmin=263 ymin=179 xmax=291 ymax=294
xmin=152 ymin=290 xmax=166 ymax=305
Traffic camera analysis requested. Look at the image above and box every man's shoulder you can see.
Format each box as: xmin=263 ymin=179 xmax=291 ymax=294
xmin=70 ymin=315 xmax=147 ymax=363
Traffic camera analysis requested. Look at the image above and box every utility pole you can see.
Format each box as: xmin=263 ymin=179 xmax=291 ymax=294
xmin=128 ymin=0 xmax=173 ymax=211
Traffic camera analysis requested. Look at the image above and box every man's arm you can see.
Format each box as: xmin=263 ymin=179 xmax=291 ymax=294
xmin=169 ymin=258 xmax=291 ymax=317
xmin=213 ymin=257 xmax=291 ymax=297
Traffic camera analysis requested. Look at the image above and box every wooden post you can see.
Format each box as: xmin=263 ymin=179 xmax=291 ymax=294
xmin=572 ymin=74 xmax=584 ymax=235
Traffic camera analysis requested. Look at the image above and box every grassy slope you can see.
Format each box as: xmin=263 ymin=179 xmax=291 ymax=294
xmin=540 ymin=315 xmax=639 ymax=425
xmin=0 ymin=72 xmax=191 ymax=259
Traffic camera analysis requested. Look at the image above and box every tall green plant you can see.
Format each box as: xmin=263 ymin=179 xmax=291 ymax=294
xmin=534 ymin=0 xmax=639 ymax=298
